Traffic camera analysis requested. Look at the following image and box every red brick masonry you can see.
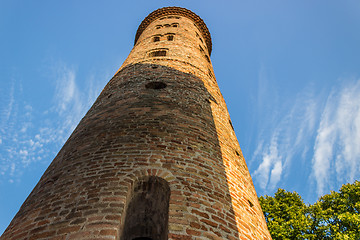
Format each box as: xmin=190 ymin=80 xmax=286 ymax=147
xmin=1 ymin=7 xmax=271 ymax=240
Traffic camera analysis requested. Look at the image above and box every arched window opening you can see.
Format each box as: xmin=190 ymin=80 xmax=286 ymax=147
xmin=155 ymin=25 xmax=162 ymax=29
xmin=171 ymin=23 xmax=179 ymax=27
xmin=121 ymin=176 xmax=170 ymax=240
xmin=167 ymin=35 xmax=174 ymax=41
xmin=153 ymin=36 xmax=160 ymax=42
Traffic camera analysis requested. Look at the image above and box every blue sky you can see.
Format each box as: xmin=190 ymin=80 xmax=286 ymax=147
xmin=1 ymin=0 xmax=360 ymax=235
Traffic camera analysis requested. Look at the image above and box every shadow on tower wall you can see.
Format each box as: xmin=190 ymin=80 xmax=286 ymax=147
xmin=1 ymin=63 xmax=241 ymax=240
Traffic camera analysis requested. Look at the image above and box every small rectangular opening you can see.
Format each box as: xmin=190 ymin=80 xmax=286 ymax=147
xmin=208 ymin=68 xmax=213 ymax=77
xmin=205 ymin=55 xmax=211 ymax=63
xmin=153 ymin=36 xmax=160 ymax=42
xmin=149 ymin=50 xmax=167 ymax=57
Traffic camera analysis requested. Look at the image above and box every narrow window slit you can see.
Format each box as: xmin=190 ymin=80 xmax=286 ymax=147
xmin=209 ymin=94 xmax=217 ymax=104
xmin=205 ymin=55 xmax=211 ymax=63
xmin=208 ymin=71 xmax=214 ymax=79
xmin=229 ymin=120 xmax=234 ymax=130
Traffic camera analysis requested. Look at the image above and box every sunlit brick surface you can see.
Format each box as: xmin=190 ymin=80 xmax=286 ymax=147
xmin=1 ymin=7 xmax=271 ymax=240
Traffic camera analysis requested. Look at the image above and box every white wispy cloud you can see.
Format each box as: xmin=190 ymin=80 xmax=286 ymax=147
xmin=55 ymin=66 xmax=77 ymax=114
xmin=3 ymin=81 xmax=15 ymax=123
xmin=269 ymin=160 xmax=282 ymax=190
xmin=312 ymin=78 xmax=360 ymax=195
xmin=0 ymin=62 xmax=107 ymax=184
xmin=253 ymin=133 xmax=283 ymax=190
xmin=252 ymin=74 xmax=360 ymax=198
xmin=252 ymin=87 xmax=319 ymax=192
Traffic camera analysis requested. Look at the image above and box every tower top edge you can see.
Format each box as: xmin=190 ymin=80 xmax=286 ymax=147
xmin=134 ymin=6 xmax=212 ymax=55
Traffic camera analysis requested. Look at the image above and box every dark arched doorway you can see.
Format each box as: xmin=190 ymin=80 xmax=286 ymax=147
xmin=121 ymin=176 xmax=170 ymax=240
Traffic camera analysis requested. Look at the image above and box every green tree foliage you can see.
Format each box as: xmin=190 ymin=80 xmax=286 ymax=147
xmin=259 ymin=189 xmax=314 ymax=239
xmin=315 ymin=181 xmax=360 ymax=239
xmin=259 ymin=181 xmax=360 ymax=239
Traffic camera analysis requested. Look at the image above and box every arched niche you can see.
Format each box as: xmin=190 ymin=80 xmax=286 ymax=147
xmin=121 ymin=176 xmax=171 ymax=240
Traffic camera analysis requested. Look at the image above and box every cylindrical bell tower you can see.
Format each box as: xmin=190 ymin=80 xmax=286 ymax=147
xmin=1 ymin=7 xmax=271 ymax=240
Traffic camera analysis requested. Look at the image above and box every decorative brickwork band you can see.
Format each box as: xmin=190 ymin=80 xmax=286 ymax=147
xmin=135 ymin=6 xmax=212 ymax=55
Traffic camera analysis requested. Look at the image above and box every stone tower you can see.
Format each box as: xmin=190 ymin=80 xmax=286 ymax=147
xmin=1 ymin=7 xmax=271 ymax=240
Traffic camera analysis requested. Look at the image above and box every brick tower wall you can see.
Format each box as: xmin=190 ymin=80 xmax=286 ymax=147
xmin=1 ymin=7 xmax=271 ymax=240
